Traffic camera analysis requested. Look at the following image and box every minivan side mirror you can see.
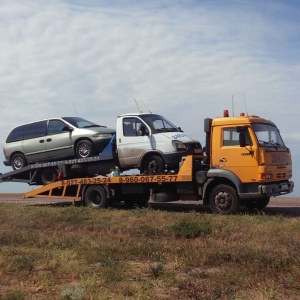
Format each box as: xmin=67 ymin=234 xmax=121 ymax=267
xmin=62 ymin=126 xmax=74 ymax=132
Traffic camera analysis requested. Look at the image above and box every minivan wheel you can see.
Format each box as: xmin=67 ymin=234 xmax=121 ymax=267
xmin=76 ymin=140 xmax=95 ymax=158
xmin=11 ymin=153 xmax=27 ymax=170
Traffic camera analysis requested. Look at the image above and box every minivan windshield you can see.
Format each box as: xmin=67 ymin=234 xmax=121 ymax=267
xmin=62 ymin=117 xmax=106 ymax=129
xmin=252 ymin=123 xmax=285 ymax=148
xmin=140 ymin=114 xmax=182 ymax=134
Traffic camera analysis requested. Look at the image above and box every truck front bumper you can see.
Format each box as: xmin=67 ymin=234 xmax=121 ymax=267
xmin=239 ymin=180 xmax=294 ymax=200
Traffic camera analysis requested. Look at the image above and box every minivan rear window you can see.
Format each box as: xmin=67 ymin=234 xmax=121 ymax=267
xmin=24 ymin=121 xmax=47 ymax=140
xmin=6 ymin=125 xmax=25 ymax=143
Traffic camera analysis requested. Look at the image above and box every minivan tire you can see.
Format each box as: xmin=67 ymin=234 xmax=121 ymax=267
xmin=11 ymin=153 xmax=27 ymax=170
xmin=76 ymin=140 xmax=95 ymax=158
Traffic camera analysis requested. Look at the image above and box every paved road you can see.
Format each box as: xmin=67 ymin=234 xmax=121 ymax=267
xmin=1 ymin=194 xmax=299 ymax=217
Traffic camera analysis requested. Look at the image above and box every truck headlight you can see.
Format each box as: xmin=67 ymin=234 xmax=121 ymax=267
xmin=172 ymin=140 xmax=186 ymax=151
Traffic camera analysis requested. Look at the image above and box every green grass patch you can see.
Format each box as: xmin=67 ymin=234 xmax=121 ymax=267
xmin=0 ymin=204 xmax=299 ymax=299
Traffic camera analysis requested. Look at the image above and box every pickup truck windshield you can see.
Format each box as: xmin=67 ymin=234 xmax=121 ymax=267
xmin=252 ymin=123 xmax=285 ymax=148
xmin=140 ymin=114 xmax=181 ymax=134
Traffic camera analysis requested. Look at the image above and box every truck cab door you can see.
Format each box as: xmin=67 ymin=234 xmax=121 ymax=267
xmin=117 ymin=117 xmax=152 ymax=168
xmin=213 ymin=126 xmax=258 ymax=182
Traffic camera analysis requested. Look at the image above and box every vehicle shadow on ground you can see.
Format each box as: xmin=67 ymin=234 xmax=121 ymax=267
xmin=31 ymin=199 xmax=300 ymax=218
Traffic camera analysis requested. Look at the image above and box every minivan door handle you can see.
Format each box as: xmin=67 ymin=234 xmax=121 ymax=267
xmin=46 ymin=138 xmax=52 ymax=142
xmin=39 ymin=140 xmax=45 ymax=143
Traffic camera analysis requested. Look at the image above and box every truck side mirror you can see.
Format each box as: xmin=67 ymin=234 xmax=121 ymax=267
xmin=239 ymin=132 xmax=246 ymax=147
xmin=139 ymin=125 xmax=149 ymax=136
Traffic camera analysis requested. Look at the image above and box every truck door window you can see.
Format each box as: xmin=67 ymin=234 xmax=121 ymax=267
xmin=123 ymin=118 xmax=146 ymax=136
xmin=223 ymin=128 xmax=252 ymax=146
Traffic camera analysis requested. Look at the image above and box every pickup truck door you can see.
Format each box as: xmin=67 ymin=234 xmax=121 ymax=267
xmin=117 ymin=117 xmax=152 ymax=168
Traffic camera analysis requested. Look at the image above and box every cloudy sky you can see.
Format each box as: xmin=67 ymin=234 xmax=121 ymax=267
xmin=0 ymin=0 xmax=299 ymax=196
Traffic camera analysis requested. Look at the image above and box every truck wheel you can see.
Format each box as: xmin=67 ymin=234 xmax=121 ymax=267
xmin=142 ymin=155 xmax=164 ymax=174
xmin=84 ymin=186 xmax=108 ymax=208
xmin=11 ymin=153 xmax=27 ymax=170
xmin=243 ymin=197 xmax=270 ymax=211
xmin=76 ymin=140 xmax=95 ymax=158
xmin=41 ymin=168 xmax=58 ymax=185
xmin=209 ymin=184 xmax=240 ymax=214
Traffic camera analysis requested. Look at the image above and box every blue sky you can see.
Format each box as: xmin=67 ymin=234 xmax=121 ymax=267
xmin=0 ymin=0 xmax=299 ymax=196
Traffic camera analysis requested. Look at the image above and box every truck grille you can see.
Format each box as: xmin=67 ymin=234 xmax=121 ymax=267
xmin=276 ymin=173 xmax=287 ymax=179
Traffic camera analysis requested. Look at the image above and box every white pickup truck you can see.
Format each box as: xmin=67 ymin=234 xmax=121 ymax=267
xmin=115 ymin=113 xmax=202 ymax=173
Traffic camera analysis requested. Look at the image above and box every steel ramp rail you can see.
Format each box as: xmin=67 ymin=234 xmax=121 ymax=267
xmin=23 ymin=180 xmax=82 ymax=201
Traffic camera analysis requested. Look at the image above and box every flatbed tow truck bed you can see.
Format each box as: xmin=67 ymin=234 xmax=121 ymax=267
xmin=22 ymin=155 xmax=198 ymax=207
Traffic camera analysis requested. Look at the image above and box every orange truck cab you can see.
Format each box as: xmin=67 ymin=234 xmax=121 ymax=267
xmin=202 ymin=110 xmax=294 ymax=213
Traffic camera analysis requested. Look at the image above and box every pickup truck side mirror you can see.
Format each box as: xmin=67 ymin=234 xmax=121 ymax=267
xmin=139 ymin=125 xmax=149 ymax=136
xmin=62 ymin=126 xmax=74 ymax=132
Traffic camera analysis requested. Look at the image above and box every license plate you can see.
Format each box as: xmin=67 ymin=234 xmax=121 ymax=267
xmin=281 ymin=184 xmax=288 ymax=190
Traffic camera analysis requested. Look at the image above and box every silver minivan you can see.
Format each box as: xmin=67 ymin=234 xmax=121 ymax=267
xmin=3 ymin=117 xmax=116 ymax=170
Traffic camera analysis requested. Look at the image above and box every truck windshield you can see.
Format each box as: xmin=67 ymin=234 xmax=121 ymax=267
xmin=140 ymin=114 xmax=181 ymax=133
xmin=252 ymin=123 xmax=285 ymax=148
xmin=62 ymin=117 xmax=106 ymax=129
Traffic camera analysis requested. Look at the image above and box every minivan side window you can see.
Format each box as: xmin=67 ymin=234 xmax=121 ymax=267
xmin=48 ymin=120 xmax=66 ymax=135
xmin=6 ymin=125 xmax=25 ymax=143
xmin=24 ymin=121 xmax=47 ymax=140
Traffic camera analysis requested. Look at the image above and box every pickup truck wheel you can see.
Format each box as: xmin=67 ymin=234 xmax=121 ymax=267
xmin=41 ymin=168 xmax=58 ymax=185
xmin=11 ymin=153 xmax=27 ymax=170
xmin=76 ymin=140 xmax=95 ymax=158
xmin=209 ymin=184 xmax=240 ymax=214
xmin=84 ymin=186 xmax=108 ymax=208
xmin=243 ymin=197 xmax=270 ymax=211
xmin=142 ymin=155 xmax=164 ymax=174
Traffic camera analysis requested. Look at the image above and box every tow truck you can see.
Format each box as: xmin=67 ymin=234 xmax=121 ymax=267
xmin=1 ymin=110 xmax=294 ymax=214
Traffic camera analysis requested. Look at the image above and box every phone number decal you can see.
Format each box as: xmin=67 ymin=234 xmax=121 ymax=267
xmin=62 ymin=177 xmax=112 ymax=186
xmin=62 ymin=175 xmax=178 ymax=186
xmin=118 ymin=175 xmax=178 ymax=183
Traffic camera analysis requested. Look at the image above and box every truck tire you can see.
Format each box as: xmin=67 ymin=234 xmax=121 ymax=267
xmin=243 ymin=197 xmax=270 ymax=211
xmin=84 ymin=186 xmax=109 ymax=208
xmin=11 ymin=153 xmax=27 ymax=170
xmin=142 ymin=155 xmax=164 ymax=174
xmin=76 ymin=140 xmax=95 ymax=158
xmin=41 ymin=168 xmax=58 ymax=185
xmin=209 ymin=184 xmax=240 ymax=214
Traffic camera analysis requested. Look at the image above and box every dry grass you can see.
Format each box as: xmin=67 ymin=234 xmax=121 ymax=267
xmin=0 ymin=204 xmax=299 ymax=300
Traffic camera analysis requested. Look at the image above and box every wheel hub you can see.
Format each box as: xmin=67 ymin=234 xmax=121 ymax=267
xmin=215 ymin=192 xmax=232 ymax=210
